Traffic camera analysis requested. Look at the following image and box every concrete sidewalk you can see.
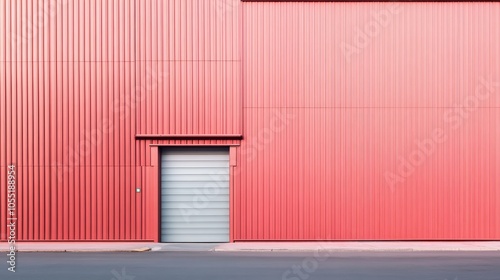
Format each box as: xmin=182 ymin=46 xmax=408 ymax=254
xmin=214 ymin=241 xmax=500 ymax=252
xmin=1 ymin=242 xmax=153 ymax=252
xmin=2 ymin=241 xmax=500 ymax=253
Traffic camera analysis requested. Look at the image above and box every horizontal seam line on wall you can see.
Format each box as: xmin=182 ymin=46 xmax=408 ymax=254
xmin=242 ymin=106 xmax=500 ymax=108
xmin=1 ymin=165 xmax=147 ymax=167
xmin=0 ymin=60 xmax=242 ymax=62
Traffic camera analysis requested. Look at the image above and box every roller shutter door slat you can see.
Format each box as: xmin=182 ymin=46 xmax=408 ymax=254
xmin=161 ymin=195 xmax=229 ymax=202
xmin=160 ymin=181 xmax=229 ymax=188
xmin=162 ymin=235 xmax=229 ymax=243
xmin=165 ymin=154 xmax=229 ymax=160
xmin=162 ymin=167 xmax=230 ymax=175
xmin=161 ymin=174 xmax=230 ymax=181
xmin=162 ymin=161 xmax=229 ymax=168
xmin=161 ymin=202 xmax=229 ymax=208
xmin=162 ymin=188 xmax=230 ymax=195
xmin=162 ymin=215 xmax=229 ymax=223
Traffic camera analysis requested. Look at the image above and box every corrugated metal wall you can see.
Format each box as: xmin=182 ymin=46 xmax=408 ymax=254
xmin=1 ymin=1 xmax=499 ymax=241
xmin=234 ymin=2 xmax=500 ymax=240
xmin=0 ymin=0 xmax=240 ymax=241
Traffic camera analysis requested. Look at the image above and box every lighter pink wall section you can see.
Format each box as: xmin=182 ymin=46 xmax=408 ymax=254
xmin=233 ymin=2 xmax=500 ymax=240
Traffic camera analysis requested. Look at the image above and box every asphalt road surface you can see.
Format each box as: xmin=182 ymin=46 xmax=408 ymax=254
xmin=1 ymin=251 xmax=499 ymax=280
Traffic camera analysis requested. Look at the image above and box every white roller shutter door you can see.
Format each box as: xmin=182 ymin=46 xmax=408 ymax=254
xmin=160 ymin=147 xmax=230 ymax=242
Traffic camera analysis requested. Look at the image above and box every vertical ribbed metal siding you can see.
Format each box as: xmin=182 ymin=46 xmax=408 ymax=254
xmin=234 ymin=2 xmax=500 ymax=240
xmin=1 ymin=1 xmax=500 ymax=242
xmin=136 ymin=0 xmax=241 ymax=137
xmin=0 ymin=0 xmax=241 ymax=241
xmin=0 ymin=0 xmax=142 ymax=241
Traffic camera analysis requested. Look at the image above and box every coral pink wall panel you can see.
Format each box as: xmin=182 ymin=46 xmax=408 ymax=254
xmin=0 ymin=0 xmax=241 ymax=241
xmin=233 ymin=2 xmax=500 ymax=240
xmin=1 ymin=0 xmax=500 ymax=242
xmin=135 ymin=0 xmax=241 ymax=136
xmin=0 ymin=0 xmax=145 ymax=241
